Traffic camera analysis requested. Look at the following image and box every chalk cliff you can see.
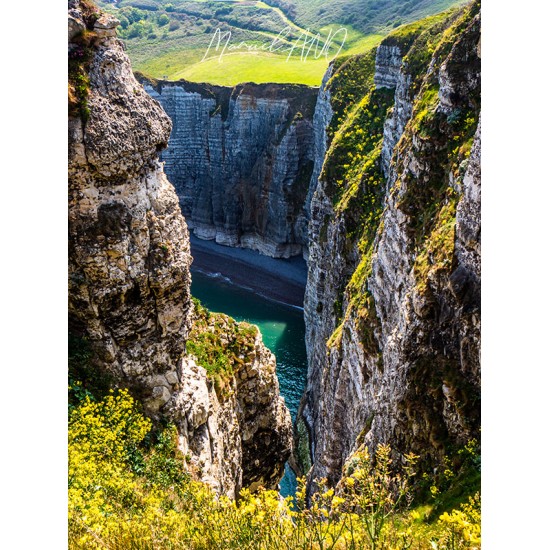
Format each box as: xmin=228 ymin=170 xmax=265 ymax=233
xmin=68 ymin=0 xmax=291 ymax=499
xmin=140 ymin=77 xmax=318 ymax=258
xmin=299 ymin=2 xmax=481 ymax=489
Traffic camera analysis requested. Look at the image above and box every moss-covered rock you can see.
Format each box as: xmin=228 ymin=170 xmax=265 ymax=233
xmin=301 ymin=1 xmax=481 ymax=492
xmin=186 ymin=298 xmax=257 ymax=399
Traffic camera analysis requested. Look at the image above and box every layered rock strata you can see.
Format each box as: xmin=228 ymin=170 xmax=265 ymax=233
xmin=68 ymin=0 xmax=291 ymax=498
xmin=300 ymin=3 xmax=481 ymax=489
xmin=141 ymin=77 xmax=318 ymax=258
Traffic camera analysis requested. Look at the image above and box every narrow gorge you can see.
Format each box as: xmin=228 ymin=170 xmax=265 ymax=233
xmin=132 ymin=0 xmax=481 ymax=495
xmin=68 ymin=0 xmax=481 ymax=544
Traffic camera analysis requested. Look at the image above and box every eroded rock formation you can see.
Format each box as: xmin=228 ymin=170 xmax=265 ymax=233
xmin=68 ymin=0 xmax=291 ymax=498
xmin=299 ymin=2 xmax=481 ymax=490
xmin=140 ymin=77 xmax=318 ymax=258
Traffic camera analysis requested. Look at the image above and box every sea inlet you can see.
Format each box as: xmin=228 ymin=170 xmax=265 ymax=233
xmin=189 ymin=236 xmax=308 ymax=497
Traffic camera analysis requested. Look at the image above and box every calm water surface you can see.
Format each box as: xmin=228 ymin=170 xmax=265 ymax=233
xmin=191 ymin=270 xmax=308 ymax=497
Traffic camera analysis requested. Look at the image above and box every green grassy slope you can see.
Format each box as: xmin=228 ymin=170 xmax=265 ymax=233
xmin=98 ymin=0 xmax=464 ymax=86
xmin=268 ymin=0 xmax=464 ymax=34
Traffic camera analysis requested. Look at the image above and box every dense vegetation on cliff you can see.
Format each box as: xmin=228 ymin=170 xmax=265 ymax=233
xmin=323 ymin=3 xmax=479 ymax=361
xmin=299 ymin=0 xmax=480 ymax=518
xmin=95 ymin=0 xmax=460 ymax=85
xmin=186 ymin=298 xmax=258 ymax=397
xmin=68 ymin=0 xmax=481 ymax=546
xmin=69 ymin=374 xmax=480 ymax=549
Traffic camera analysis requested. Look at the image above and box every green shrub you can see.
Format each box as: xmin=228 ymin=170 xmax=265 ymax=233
xmin=127 ymin=24 xmax=142 ymax=39
xmin=68 ymin=333 xmax=113 ymax=408
xmin=69 ymin=390 xmax=481 ymax=550
xmin=68 ymin=28 xmax=97 ymax=123
xmin=118 ymin=15 xmax=129 ymax=29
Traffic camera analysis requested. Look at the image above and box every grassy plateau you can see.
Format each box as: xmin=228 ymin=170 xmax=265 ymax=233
xmin=97 ymin=0 xmax=462 ymax=86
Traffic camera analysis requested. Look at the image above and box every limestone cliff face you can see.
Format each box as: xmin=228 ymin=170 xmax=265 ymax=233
xmin=68 ymin=0 xmax=291 ymax=498
xmin=68 ymin=2 xmax=186 ymax=415
xmin=300 ymin=3 xmax=481 ymax=489
xmin=141 ymin=78 xmax=318 ymax=258
xmin=303 ymin=67 xmax=334 ymax=261
xmin=374 ymin=44 xmax=402 ymax=89
xmin=376 ymin=44 xmax=413 ymax=178
xmin=170 ymin=321 xmax=292 ymax=498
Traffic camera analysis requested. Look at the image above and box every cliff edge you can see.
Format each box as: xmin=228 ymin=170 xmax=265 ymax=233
xmin=68 ymin=0 xmax=291 ymax=498
xmin=299 ymin=2 xmax=481 ymax=490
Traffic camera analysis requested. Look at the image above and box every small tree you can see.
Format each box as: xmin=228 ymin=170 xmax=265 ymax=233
xmin=127 ymin=24 xmax=142 ymax=39
xmin=119 ymin=15 xmax=129 ymax=29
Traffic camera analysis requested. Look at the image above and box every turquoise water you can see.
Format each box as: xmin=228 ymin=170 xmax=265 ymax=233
xmin=190 ymin=270 xmax=307 ymax=497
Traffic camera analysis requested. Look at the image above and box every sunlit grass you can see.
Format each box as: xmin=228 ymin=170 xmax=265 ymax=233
xmin=133 ymin=29 xmax=384 ymax=86
xmin=101 ymin=0 xmax=460 ymax=86
xmin=170 ymin=50 xmax=330 ymax=86
xmin=134 ymin=48 xmax=204 ymax=80
xmin=342 ymin=33 xmax=384 ymax=56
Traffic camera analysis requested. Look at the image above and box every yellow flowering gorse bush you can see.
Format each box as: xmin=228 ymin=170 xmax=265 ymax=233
xmin=68 ymin=389 xmax=480 ymax=549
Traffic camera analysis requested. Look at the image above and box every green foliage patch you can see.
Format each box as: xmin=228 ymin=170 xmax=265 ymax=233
xmin=318 ymin=48 xmax=396 ymax=350
xmin=186 ymin=298 xmax=257 ymax=397
xmin=396 ymin=1 xmax=480 ymax=294
xmin=68 ymin=1 xmax=103 ymax=121
xmin=68 ymin=30 xmax=98 ymax=122
xmin=325 ymin=49 xmax=379 ymax=138
xmin=95 ymin=0 xmax=461 ymax=86
xmin=69 ymin=388 xmax=481 ymax=549
xmin=268 ymin=0 xmax=461 ymax=36
xmin=68 ymin=334 xmax=114 ymax=408
xmin=413 ymin=198 xmax=458 ymax=294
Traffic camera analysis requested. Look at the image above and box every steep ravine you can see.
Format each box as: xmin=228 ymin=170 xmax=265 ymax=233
xmin=68 ymin=0 xmax=291 ymax=499
xmin=298 ymin=2 xmax=481 ymax=490
xmin=69 ymin=0 xmax=481 ymax=508
xmin=139 ymin=77 xmax=319 ymax=259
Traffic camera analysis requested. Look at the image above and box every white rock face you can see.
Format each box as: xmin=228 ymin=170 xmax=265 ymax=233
xmin=374 ymin=45 xmax=403 ymax=89
xmin=300 ymin=9 xmax=481 ymax=490
xmin=456 ymin=121 xmax=481 ymax=281
xmin=381 ymin=73 xmax=413 ymax=178
xmin=142 ymin=80 xmax=319 ymax=259
xmin=69 ymin=5 xmax=190 ymax=413
xmin=68 ymin=0 xmax=291 ymax=497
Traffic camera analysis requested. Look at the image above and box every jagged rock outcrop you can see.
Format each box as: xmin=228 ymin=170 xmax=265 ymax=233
xmin=299 ymin=2 xmax=481 ymax=490
xmin=303 ymin=67 xmax=334 ymax=256
xmin=171 ymin=325 xmax=292 ymax=498
xmin=376 ymin=44 xmax=413 ymax=178
xmin=374 ymin=44 xmax=402 ymax=89
xmin=140 ymin=78 xmax=318 ymax=258
xmin=68 ymin=0 xmax=291 ymax=498
xmin=68 ymin=2 xmax=186 ymax=414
